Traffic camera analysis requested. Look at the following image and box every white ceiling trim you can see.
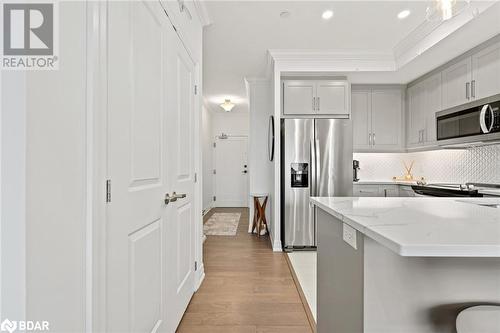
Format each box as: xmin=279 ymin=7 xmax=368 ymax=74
xmin=193 ymin=0 xmax=212 ymax=27
xmin=394 ymin=1 xmax=498 ymax=69
xmin=268 ymin=49 xmax=395 ymax=72
xmin=268 ymin=2 xmax=500 ymax=75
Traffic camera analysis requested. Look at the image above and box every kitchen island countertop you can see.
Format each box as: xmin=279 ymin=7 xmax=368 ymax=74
xmin=310 ymin=197 xmax=500 ymax=257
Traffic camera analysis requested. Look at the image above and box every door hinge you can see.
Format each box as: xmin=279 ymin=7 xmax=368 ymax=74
xmin=106 ymin=179 xmax=111 ymax=203
xmin=213 ymin=169 xmax=216 ymax=175
xmin=194 ymin=261 xmax=197 ymax=271
xmin=194 ymin=173 xmax=197 ymax=183
xmin=213 ymin=196 xmax=216 ymax=202
xmin=194 ymin=85 xmax=198 ymax=95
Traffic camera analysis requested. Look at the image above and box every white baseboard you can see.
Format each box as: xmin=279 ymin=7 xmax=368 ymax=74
xmin=194 ymin=263 xmax=205 ymax=291
xmin=202 ymin=204 xmax=213 ymax=216
xmin=272 ymin=239 xmax=282 ymax=252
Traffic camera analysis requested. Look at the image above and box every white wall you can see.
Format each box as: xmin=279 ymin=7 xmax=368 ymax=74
xmin=202 ymin=106 xmax=214 ymax=212
xmin=212 ymin=111 xmax=249 ymax=137
xmin=246 ymin=79 xmax=276 ymax=246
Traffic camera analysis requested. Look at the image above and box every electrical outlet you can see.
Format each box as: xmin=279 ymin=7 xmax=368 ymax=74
xmin=343 ymin=223 xmax=357 ymax=250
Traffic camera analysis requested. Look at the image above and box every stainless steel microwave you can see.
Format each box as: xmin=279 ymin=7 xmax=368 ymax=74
xmin=436 ymin=94 xmax=500 ymax=146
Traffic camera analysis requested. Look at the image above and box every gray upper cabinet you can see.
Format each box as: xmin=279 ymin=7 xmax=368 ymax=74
xmin=283 ymin=80 xmax=350 ymax=116
xmin=408 ymin=72 xmax=441 ymax=149
xmin=316 ymin=81 xmax=350 ymax=115
xmin=351 ymin=89 xmax=371 ymax=150
xmin=441 ymin=40 xmax=500 ymax=110
xmin=407 ymin=82 xmax=425 ymax=148
xmin=472 ymin=42 xmax=500 ymax=100
xmin=352 ymin=86 xmax=403 ymax=152
xmin=441 ymin=57 xmax=472 ymax=110
xmin=282 ymin=80 xmax=316 ymax=115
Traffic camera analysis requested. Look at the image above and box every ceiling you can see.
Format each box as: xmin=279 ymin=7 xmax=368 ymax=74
xmin=202 ymin=1 xmax=497 ymax=114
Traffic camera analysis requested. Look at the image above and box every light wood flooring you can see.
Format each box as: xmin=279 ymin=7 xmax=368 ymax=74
xmin=177 ymin=207 xmax=313 ymax=333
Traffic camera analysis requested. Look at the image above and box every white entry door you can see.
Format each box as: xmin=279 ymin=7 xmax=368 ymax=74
xmin=215 ymin=137 xmax=248 ymax=207
xmin=106 ymin=2 xmax=195 ymax=332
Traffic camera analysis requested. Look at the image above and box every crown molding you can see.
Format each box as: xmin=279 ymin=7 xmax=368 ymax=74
xmin=193 ymin=0 xmax=211 ymax=27
xmin=393 ymin=1 xmax=498 ymax=70
xmin=267 ymin=2 xmax=500 ymax=77
xmin=268 ymin=49 xmax=395 ymax=72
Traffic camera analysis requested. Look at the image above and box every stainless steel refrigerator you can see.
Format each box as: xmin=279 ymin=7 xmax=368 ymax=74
xmin=281 ymin=118 xmax=353 ymax=251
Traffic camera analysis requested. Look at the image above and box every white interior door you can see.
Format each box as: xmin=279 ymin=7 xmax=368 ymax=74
xmin=164 ymin=19 xmax=196 ymax=333
xmin=106 ymin=2 xmax=196 ymax=332
xmin=107 ymin=2 xmax=167 ymax=332
xmin=215 ymin=137 xmax=248 ymax=207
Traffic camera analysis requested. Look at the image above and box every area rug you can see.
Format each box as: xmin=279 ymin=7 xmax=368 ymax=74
xmin=203 ymin=212 xmax=241 ymax=236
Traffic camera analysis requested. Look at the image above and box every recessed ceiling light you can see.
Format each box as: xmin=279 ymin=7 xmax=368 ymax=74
xmin=397 ymin=9 xmax=411 ymax=19
xmin=280 ymin=11 xmax=290 ymax=18
xmin=322 ymin=10 xmax=334 ymax=20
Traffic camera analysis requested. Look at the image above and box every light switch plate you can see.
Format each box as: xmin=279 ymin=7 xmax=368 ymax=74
xmin=343 ymin=223 xmax=357 ymax=250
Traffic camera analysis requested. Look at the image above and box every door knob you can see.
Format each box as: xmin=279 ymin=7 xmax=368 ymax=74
xmin=164 ymin=192 xmax=187 ymax=205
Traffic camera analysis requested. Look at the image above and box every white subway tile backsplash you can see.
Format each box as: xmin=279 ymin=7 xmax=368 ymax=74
xmin=353 ymin=144 xmax=500 ymax=184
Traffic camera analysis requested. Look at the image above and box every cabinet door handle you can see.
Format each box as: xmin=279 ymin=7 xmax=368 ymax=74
xmin=312 ymin=97 xmax=316 ymax=111
xmin=317 ymin=97 xmax=320 ymax=111
xmin=373 ymin=133 xmax=375 ymax=146
xmin=466 ymin=82 xmax=470 ymax=100
xmin=471 ymin=80 xmax=476 ymax=98
xmin=368 ymin=133 xmax=372 ymax=146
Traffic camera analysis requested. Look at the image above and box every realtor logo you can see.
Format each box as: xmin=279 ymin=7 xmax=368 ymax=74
xmin=2 ymin=2 xmax=58 ymax=70
xmin=0 ymin=319 xmax=16 ymax=333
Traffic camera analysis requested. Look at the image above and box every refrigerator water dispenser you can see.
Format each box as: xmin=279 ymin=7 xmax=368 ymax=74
xmin=291 ymin=163 xmax=308 ymax=188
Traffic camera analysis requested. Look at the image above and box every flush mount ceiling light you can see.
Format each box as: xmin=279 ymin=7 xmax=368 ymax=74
xmin=397 ymin=9 xmax=411 ymax=19
xmin=322 ymin=10 xmax=334 ymax=20
xmin=219 ymin=99 xmax=235 ymax=112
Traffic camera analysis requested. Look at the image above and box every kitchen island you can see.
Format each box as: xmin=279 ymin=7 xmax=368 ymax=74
xmin=311 ymin=197 xmax=500 ymax=333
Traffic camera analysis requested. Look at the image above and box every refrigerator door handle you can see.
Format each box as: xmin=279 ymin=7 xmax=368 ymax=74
xmin=315 ymin=138 xmax=320 ymax=197
xmin=310 ymin=139 xmax=316 ymax=197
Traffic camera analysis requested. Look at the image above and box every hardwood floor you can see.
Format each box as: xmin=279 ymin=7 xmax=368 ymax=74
xmin=177 ymin=207 xmax=313 ymax=333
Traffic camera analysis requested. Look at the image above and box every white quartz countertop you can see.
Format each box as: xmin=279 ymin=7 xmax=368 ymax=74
xmin=310 ymin=197 xmax=500 ymax=257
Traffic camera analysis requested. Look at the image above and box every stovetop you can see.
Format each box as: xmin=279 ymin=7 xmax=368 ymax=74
xmin=411 ymin=183 xmax=500 ymax=197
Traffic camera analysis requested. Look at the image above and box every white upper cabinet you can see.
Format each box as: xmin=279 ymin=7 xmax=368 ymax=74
xmin=441 ymin=57 xmax=472 ymax=110
xmin=352 ymin=86 xmax=403 ymax=152
xmin=407 ymin=82 xmax=425 ymax=148
xmin=316 ymin=81 xmax=350 ymax=115
xmin=283 ymin=80 xmax=350 ymax=116
xmin=283 ymin=80 xmax=315 ymax=115
xmin=441 ymin=41 xmax=500 ymax=110
xmin=423 ymin=73 xmax=441 ymax=144
xmin=407 ymin=73 xmax=442 ymax=149
xmin=371 ymin=88 xmax=402 ymax=149
xmin=351 ymin=90 xmax=371 ymax=150
xmin=472 ymin=42 xmax=500 ymax=100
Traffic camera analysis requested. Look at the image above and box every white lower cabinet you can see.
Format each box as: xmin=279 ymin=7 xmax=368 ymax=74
xmin=353 ymin=184 xmax=415 ymax=197
xmin=353 ymin=184 xmax=401 ymax=197
xmin=352 ymin=86 xmax=404 ymax=152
